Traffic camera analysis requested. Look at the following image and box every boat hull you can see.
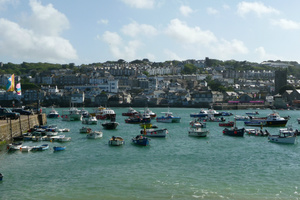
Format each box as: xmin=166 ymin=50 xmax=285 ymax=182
xmin=244 ymin=120 xmax=288 ymax=127
xmin=102 ymin=122 xmax=119 ymax=130
xmin=268 ymin=135 xmax=296 ymax=144
xmin=223 ymin=128 xmax=245 ymax=137
xmin=132 ymin=136 xmax=150 ymax=146
xmin=188 ymin=128 xmax=209 ymax=137
xmin=141 ymin=128 xmax=168 ymax=137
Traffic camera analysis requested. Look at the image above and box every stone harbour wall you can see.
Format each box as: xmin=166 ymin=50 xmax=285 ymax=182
xmin=0 ymin=114 xmax=47 ymax=142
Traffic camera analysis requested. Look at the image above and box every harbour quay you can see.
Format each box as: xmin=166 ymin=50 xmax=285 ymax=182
xmin=0 ymin=114 xmax=47 ymax=142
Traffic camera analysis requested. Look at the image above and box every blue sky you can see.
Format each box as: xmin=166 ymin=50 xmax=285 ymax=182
xmin=1 ymin=0 xmax=300 ymax=65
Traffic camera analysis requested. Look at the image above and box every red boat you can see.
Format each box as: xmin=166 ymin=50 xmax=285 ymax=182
xmin=219 ymin=121 xmax=235 ymax=127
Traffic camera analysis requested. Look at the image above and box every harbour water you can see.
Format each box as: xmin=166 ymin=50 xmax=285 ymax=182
xmin=1 ymin=107 xmax=300 ymax=200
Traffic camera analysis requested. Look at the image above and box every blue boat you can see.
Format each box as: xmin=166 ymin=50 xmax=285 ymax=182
xmin=32 ymin=144 xmax=49 ymax=151
xmin=132 ymin=135 xmax=150 ymax=146
xmin=53 ymin=146 xmax=66 ymax=151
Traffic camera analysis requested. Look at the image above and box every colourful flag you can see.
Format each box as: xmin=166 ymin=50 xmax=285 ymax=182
xmin=6 ymin=74 xmax=15 ymax=92
xmin=16 ymin=82 xmax=21 ymax=95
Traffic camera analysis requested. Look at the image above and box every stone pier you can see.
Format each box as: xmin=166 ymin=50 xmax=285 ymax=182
xmin=0 ymin=114 xmax=47 ymax=142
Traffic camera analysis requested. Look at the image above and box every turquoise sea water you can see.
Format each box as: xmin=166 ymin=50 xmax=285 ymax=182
xmin=1 ymin=107 xmax=300 ymax=200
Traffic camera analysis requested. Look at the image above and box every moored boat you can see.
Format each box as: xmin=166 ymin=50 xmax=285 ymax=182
xmin=61 ymin=107 xmax=82 ymax=121
xmin=7 ymin=142 xmax=23 ymax=151
xmin=190 ymin=109 xmax=221 ymax=118
xmin=20 ymin=146 xmax=33 ymax=152
xmin=132 ymin=135 xmax=150 ymax=146
xmin=91 ymin=106 xmax=116 ymax=120
xmin=244 ymin=112 xmax=288 ymax=127
xmin=219 ymin=121 xmax=234 ymax=127
xmin=156 ymin=108 xmax=181 ymax=123
xmin=223 ymin=127 xmax=245 ymax=137
xmin=53 ymin=146 xmax=66 ymax=151
xmin=86 ymin=131 xmax=103 ymax=139
xmin=79 ymin=127 xmax=92 ymax=133
xmin=102 ymin=121 xmax=119 ymax=130
xmin=122 ymin=107 xmax=138 ymax=116
xmin=188 ymin=127 xmax=209 ymax=137
xmin=108 ymin=136 xmax=124 ymax=146
xmin=268 ymin=132 xmax=297 ymax=144
xmin=32 ymin=144 xmax=49 ymax=151
xmin=140 ymin=128 xmax=168 ymax=137
xmin=82 ymin=116 xmax=98 ymax=125
xmin=0 ymin=173 xmax=3 ymax=181
xmin=47 ymin=107 xmax=60 ymax=118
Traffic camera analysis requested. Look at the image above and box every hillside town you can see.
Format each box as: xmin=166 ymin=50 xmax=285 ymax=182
xmin=0 ymin=58 xmax=299 ymax=109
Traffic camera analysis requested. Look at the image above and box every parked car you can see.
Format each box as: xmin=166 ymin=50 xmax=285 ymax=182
xmin=11 ymin=108 xmax=33 ymax=115
xmin=0 ymin=108 xmax=20 ymax=120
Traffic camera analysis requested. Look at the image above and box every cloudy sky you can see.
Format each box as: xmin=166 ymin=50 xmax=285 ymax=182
xmin=1 ymin=0 xmax=300 ymax=65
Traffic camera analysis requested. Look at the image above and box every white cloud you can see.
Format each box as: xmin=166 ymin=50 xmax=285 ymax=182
xmin=237 ymin=1 xmax=280 ymax=17
xmin=97 ymin=19 xmax=108 ymax=25
xmin=164 ymin=49 xmax=183 ymax=61
xmin=121 ymin=0 xmax=155 ymax=9
xmin=121 ymin=21 xmax=158 ymax=37
xmin=0 ymin=18 xmax=77 ymax=63
xmin=23 ymin=0 xmax=69 ymax=36
xmin=271 ymin=18 xmax=300 ymax=30
xmin=165 ymin=18 xmax=248 ymax=60
xmin=255 ymin=46 xmax=280 ymax=61
xmin=207 ymin=7 xmax=218 ymax=15
xmin=179 ymin=5 xmax=193 ymax=17
xmin=101 ymin=31 xmax=142 ymax=60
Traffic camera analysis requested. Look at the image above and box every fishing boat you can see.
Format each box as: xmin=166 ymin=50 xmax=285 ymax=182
xmin=223 ymin=127 xmax=245 ymax=137
xmin=79 ymin=108 xmax=89 ymax=118
xmin=202 ymin=116 xmax=225 ymax=122
xmin=122 ymin=107 xmax=138 ymax=116
xmin=189 ymin=119 xmax=206 ymax=128
xmin=245 ymin=128 xmax=270 ymax=136
xmin=234 ymin=115 xmax=250 ymax=121
xmin=102 ymin=121 xmax=119 ymax=130
xmin=190 ymin=109 xmax=222 ymax=118
xmin=246 ymin=111 xmax=259 ymax=115
xmin=145 ymin=108 xmax=156 ymax=118
xmin=219 ymin=121 xmax=235 ymax=127
xmin=86 ymin=131 xmax=103 ymax=139
xmin=82 ymin=116 xmax=98 ymax=125
xmin=58 ymin=136 xmax=71 ymax=142
xmin=140 ymin=128 xmax=168 ymax=138
xmin=244 ymin=112 xmax=288 ymax=127
xmin=79 ymin=127 xmax=92 ymax=133
xmin=53 ymin=146 xmax=66 ymax=151
xmin=7 ymin=142 xmax=23 ymax=151
xmin=156 ymin=108 xmax=181 ymax=123
xmin=32 ymin=144 xmax=49 ymax=151
xmin=132 ymin=135 xmax=150 ymax=146
xmin=125 ymin=114 xmax=142 ymax=124
xmin=188 ymin=127 xmax=209 ymax=137
xmin=47 ymin=107 xmax=60 ymax=118
xmin=91 ymin=106 xmax=116 ymax=120
xmin=268 ymin=131 xmax=297 ymax=144
xmin=0 ymin=173 xmax=3 ymax=181
xmin=221 ymin=111 xmax=233 ymax=116
xmin=108 ymin=136 xmax=124 ymax=146
xmin=61 ymin=107 xmax=82 ymax=121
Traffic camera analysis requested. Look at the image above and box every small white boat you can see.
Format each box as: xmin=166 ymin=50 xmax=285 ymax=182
xmin=20 ymin=146 xmax=33 ymax=152
xmin=188 ymin=127 xmax=209 ymax=137
xmin=47 ymin=107 xmax=60 ymax=118
xmin=82 ymin=116 xmax=98 ymax=125
xmin=108 ymin=136 xmax=124 ymax=146
xmin=268 ymin=132 xmax=297 ymax=144
xmin=58 ymin=137 xmax=71 ymax=142
xmin=87 ymin=131 xmax=103 ymax=139
xmin=140 ymin=128 xmax=168 ymax=137
xmin=79 ymin=127 xmax=92 ymax=133
xmin=7 ymin=142 xmax=23 ymax=151
xmin=61 ymin=107 xmax=82 ymax=121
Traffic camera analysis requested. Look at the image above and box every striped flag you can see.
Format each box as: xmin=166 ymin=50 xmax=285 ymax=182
xmin=16 ymin=82 xmax=21 ymax=95
xmin=6 ymin=74 xmax=15 ymax=92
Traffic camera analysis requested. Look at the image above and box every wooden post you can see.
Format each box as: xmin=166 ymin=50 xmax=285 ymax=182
xmin=19 ymin=116 xmax=22 ymax=135
xmin=10 ymin=118 xmax=12 ymax=142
